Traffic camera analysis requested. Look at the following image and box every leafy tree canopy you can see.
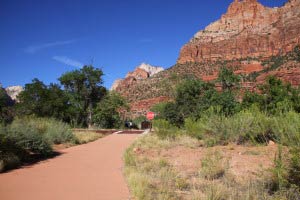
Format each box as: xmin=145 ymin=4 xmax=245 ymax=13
xmin=217 ymin=67 xmax=240 ymax=91
xmin=93 ymin=92 xmax=128 ymax=129
xmin=59 ymin=65 xmax=106 ymax=127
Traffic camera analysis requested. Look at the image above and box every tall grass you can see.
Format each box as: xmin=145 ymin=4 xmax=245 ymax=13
xmin=0 ymin=117 xmax=75 ymax=172
xmin=124 ymin=135 xmax=195 ymax=200
xmin=10 ymin=117 xmax=75 ymax=144
xmin=6 ymin=118 xmax=53 ymax=156
xmin=152 ymin=119 xmax=180 ymax=139
xmin=180 ymin=107 xmax=300 ymax=147
xmin=73 ymin=131 xmax=103 ymax=144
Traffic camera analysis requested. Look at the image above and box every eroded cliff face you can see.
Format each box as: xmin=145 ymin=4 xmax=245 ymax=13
xmin=178 ymin=0 xmax=300 ymax=63
xmin=111 ymin=63 xmax=164 ymax=91
xmin=113 ymin=0 xmax=300 ymax=118
xmin=5 ymin=86 xmax=23 ymax=101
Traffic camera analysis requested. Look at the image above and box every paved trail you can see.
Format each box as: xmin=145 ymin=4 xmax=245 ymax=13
xmin=0 ymin=133 xmax=138 ymax=200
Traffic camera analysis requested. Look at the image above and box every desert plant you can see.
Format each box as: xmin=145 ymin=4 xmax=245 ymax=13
xmin=42 ymin=118 xmax=74 ymax=144
xmin=0 ymin=129 xmax=25 ymax=172
xmin=6 ymin=119 xmax=53 ymax=156
xmin=9 ymin=117 xmax=75 ymax=145
xmin=270 ymin=145 xmax=289 ymax=192
xmin=184 ymin=118 xmax=203 ymax=139
xmin=152 ymin=119 xmax=179 ymax=139
xmin=288 ymin=147 xmax=300 ymax=187
xmin=271 ymin=112 xmax=300 ymax=146
xmin=205 ymin=183 xmax=228 ymax=200
xmin=72 ymin=131 xmax=103 ymax=144
xmin=200 ymin=150 xmax=227 ymax=180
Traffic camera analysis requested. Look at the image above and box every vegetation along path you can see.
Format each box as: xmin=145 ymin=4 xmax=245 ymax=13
xmin=0 ymin=132 xmax=139 ymax=200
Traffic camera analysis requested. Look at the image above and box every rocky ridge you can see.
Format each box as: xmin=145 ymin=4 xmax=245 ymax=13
xmin=178 ymin=0 xmax=300 ymax=63
xmin=111 ymin=63 xmax=164 ymax=91
xmin=5 ymin=85 xmax=23 ymax=101
xmin=113 ymin=0 xmax=300 ymax=118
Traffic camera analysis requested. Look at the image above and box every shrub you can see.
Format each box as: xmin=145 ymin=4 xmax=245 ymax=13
xmin=270 ymin=146 xmax=289 ymax=192
xmin=231 ymin=108 xmax=273 ymax=144
xmin=184 ymin=118 xmax=203 ymax=139
xmin=73 ymin=131 xmax=103 ymax=144
xmin=152 ymin=119 xmax=179 ymax=139
xmin=4 ymin=117 xmax=75 ymax=158
xmin=42 ymin=119 xmax=74 ymax=144
xmin=9 ymin=117 xmax=74 ymax=145
xmin=200 ymin=150 xmax=227 ymax=180
xmin=93 ymin=92 xmax=127 ymax=129
xmin=184 ymin=107 xmax=286 ymax=146
xmin=6 ymin=119 xmax=53 ymax=156
xmin=0 ymin=130 xmax=25 ymax=172
xmin=271 ymin=112 xmax=300 ymax=146
xmin=288 ymin=147 xmax=300 ymax=187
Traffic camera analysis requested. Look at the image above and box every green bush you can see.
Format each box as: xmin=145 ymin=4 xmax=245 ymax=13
xmin=41 ymin=119 xmax=74 ymax=144
xmin=0 ymin=117 xmax=83 ymax=172
xmin=270 ymin=145 xmax=289 ymax=192
xmin=183 ymin=107 xmax=300 ymax=146
xmin=200 ymin=150 xmax=227 ymax=180
xmin=7 ymin=119 xmax=53 ymax=156
xmin=9 ymin=117 xmax=75 ymax=145
xmin=184 ymin=118 xmax=203 ymax=139
xmin=288 ymin=147 xmax=300 ymax=187
xmin=152 ymin=119 xmax=179 ymax=139
xmin=0 ymin=129 xmax=25 ymax=171
xmin=271 ymin=112 xmax=300 ymax=146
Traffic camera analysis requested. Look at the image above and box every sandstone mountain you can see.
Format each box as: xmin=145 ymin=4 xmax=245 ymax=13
xmin=113 ymin=0 xmax=300 ymax=118
xmin=178 ymin=0 xmax=300 ymax=63
xmin=111 ymin=63 xmax=164 ymax=91
xmin=5 ymin=85 xmax=23 ymax=101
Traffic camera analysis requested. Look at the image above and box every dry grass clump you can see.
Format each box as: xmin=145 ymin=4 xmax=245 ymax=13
xmin=73 ymin=131 xmax=103 ymax=144
xmin=200 ymin=150 xmax=228 ymax=180
xmin=124 ymin=133 xmax=300 ymax=200
xmin=124 ymin=135 xmax=193 ymax=200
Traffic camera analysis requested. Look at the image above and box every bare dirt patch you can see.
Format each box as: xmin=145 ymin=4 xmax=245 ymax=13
xmin=154 ymin=144 xmax=277 ymax=183
xmin=125 ymin=134 xmax=284 ymax=200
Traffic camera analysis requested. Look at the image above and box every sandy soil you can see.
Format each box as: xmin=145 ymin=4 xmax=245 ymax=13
xmin=142 ymin=143 xmax=279 ymax=183
xmin=0 ymin=132 xmax=138 ymax=200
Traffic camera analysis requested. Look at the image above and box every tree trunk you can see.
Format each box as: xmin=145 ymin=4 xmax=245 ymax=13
xmin=88 ymin=100 xmax=93 ymax=129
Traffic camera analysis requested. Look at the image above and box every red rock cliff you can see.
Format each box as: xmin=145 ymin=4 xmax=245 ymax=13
xmin=178 ymin=0 xmax=300 ymax=63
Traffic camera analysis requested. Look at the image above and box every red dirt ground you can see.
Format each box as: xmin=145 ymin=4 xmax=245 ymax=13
xmin=0 ymin=133 xmax=138 ymax=200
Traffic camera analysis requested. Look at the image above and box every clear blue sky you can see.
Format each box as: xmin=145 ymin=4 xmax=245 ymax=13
xmin=0 ymin=0 xmax=286 ymax=89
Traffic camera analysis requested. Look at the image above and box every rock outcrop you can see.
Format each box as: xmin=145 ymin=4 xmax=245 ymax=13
xmin=110 ymin=79 xmax=123 ymax=91
xmin=137 ymin=63 xmax=164 ymax=77
xmin=5 ymin=85 xmax=23 ymax=101
xmin=178 ymin=0 xmax=300 ymax=63
xmin=113 ymin=0 xmax=300 ymax=118
xmin=111 ymin=63 xmax=164 ymax=91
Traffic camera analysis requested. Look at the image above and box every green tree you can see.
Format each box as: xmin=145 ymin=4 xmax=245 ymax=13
xmin=175 ymin=79 xmax=221 ymax=121
xmin=163 ymin=102 xmax=183 ymax=126
xmin=216 ymin=91 xmax=240 ymax=116
xmin=0 ymin=87 xmax=14 ymax=124
xmin=241 ymin=90 xmax=264 ymax=110
xmin=259 ymin=76 xmax=298 ymax=114
xmin=93 ymin=92 xmax=127 ymax=129
xmin=241 ymin=76 xmax=300 ymax=114
xmin=16 ymin=79 xmax=70 ymax=122
xmin=59 ymin=65 xmax=105 ymax=127
xmin=175 ymin=79 xmax=204 ymax=119
xmin=17 ymin=78 xmax=49 ymax=116
xmin=217 ymin=67 xmax=240 ymax=91
xmin=157 ymin=79 xmax=220 ymax=126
